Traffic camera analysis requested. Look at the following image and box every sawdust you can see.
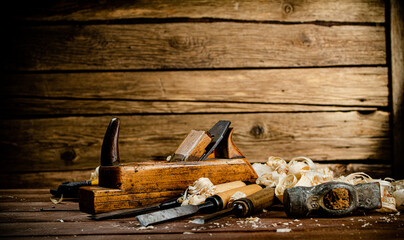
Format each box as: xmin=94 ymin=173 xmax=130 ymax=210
xmin=323 ymin=188 xmax=350 ymax=210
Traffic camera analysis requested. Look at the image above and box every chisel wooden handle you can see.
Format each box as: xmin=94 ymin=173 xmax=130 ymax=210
xmin=233 ymin=187 xmax=275 ymax=217
xmin=210 ymin=184 xmax=262 ymax=210
xmin=214 ymin=181 xmax=246 ymax=194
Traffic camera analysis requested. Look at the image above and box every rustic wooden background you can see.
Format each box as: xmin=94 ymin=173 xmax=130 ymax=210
xmin=0 ymin=0 xmax=398 ymax=188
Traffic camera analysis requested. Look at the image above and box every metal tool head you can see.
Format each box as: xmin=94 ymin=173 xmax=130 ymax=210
xmin=283 ymin=181 xmax=381 ymax=218
xmin=136 ymin=205 xmax=199 ymax=226
xmin=199 ymin=120 xmax=231 ymax=161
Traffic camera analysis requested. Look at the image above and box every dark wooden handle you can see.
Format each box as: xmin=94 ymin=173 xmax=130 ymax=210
xmin=214 ymin=181 xmax=246 ymax=194
xmin=216 ymin=184 xmax=262 ymax=209
xmin=246 ymin=187 xmax=275 ymax=213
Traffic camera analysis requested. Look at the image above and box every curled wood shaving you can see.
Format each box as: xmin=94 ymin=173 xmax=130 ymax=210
xmin=253 ymin=156 xmax=403 ymax=213
xmin=50 ymin=195 xmax=63 ymax=204
xmin=255 ymin=156 xmax=331 ymax=202
xmin=266 ymin=156 xmax=288 ymax=174
xmin=256 ymin=171 xmax=286 ymax=187
xmin=275 ymin=174 xmax=298 ymax=203
xmin=339 ymin=172 xmax=372 ymax=185
xmin=393 ymin=189 xmax=404 ymax=208
xmin=227 ymin=191 xmax=247 ymax=208
xmin=372 ymin=179 xmax=397 ymax=213
xmin=392 ymin=179 xmax=404 ymax=191
xmin=178 ymin=177 xmax=216 ymax=206
xmin=90 ymin=166 xmax=100 ymax=180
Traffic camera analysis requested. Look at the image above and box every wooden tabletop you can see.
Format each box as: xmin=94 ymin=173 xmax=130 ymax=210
xmin=1 ymin=189 xmax=403 ymax=240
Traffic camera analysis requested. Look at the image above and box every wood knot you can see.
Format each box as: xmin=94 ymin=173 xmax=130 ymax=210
xmin=299 ymin=33 xmax=312 ymax=46
xmin=60 ymin=149 xmax=78 ymax=164
xmin=250 ymin=125 xmax=265 ymax=138
xmin=282 ymin=3 xmax=294 ymax=15
xmin=168 ymin=35 xmax=206 ymax=52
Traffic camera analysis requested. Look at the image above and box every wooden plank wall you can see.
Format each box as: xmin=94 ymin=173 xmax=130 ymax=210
xmin=0 ymin=0 xmax=392 ymax=188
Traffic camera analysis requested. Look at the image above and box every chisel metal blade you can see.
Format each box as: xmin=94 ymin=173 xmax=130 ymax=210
xmin=192 ymin=207 xmax=236 ymax=224
xmin=136 ymin=205 xmax=199 ymax=226
xmin=199 ymin=120 xmax=231 ymax=161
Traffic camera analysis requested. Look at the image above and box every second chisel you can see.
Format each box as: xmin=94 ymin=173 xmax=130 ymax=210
xmin=136 ymin=184 xmax=263 ymax=226
xmin=192 ymin=186 xmax=275 ymax=224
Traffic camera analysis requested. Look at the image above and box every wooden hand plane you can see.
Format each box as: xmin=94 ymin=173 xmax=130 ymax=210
xmin=79 ymin=118 xmax=257 ymax=214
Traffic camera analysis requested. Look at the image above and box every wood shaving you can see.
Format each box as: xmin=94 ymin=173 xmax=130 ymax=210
xmin=276 ymin=228 xmax=291 ymax=232
xmin=266 ymin=156 xmax=288 ymax=174
xmin=253 ymin=155 xmax=403 ymax=213
xmin=256 ymin=172 xmax=286 ymax=187
xmin=136 ymin=226 xmax=154 ymax=230
xmin=227 ymin=191 xmax=247 ymax=208
xmin=50 ymin=195 xmax=63 ymax=204
xmin=372 ymin=179 xmax=397 ymax=213
xmin=178 ymin=177 xmax=216 ymax=206
xmin=90 ymin=166 xmax=100 ymax=180
xmin=252 ymin=163 xmax=272 ymax=177
xmin=275 ymin=174 xmax=297 ymax=203
xmin=393 ymin=189 xmax=404 ymax=207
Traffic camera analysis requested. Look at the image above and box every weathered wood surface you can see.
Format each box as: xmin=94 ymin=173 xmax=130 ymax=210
xmin=0 ymin=189 xmax=402 ymax=240
xmin=0 ymin=0 xmax=392 ymax=189
xmin=0 ymin=98 xmax=382 ymax=117
xmin=0 ymin=111 xmax=390 ymax=173
xmin=3 ymin=23 xmax=386 ymax=71
xmin=391 ymin=0 xmax=404 ymax=179
xmin=0 ymin=171 xmax=94 ymax=190
xmin=1 ymin=67 xmax=388 ymax=107
xmin=10 ymin=0 xmax=385 ymax=23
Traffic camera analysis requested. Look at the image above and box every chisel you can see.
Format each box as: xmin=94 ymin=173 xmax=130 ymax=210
xmin=136 ymin=184 xmax=263 ymax=226
xmin=92 ymin=180 xmax=247 ymax=220
xmin=192 ymin=187 xmax=275 ymax=224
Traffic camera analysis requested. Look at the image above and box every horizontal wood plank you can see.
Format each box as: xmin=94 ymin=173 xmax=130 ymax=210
xmin=3 ymin=23 xmax=386 ymax=71
xmin=4 ymin=231 xmax=402 ymax=240
xmin=0 ymin=98 xmax=381 ymax=116
xmin=0 ymin=170 xmax=93 ymax=190
xmin=0 ymin=112 xmax=390 ymax=173
xmin=0 ymin=201 xmax=79 ymax=212
xmin=0 ymin=210 xmax=402 ymax=237
xmin=0 ymin=163 xmax=392 ymax=189
xmin=1 ymin=189 xmax=402 ymax=240
xmin=1 ymin=68 xmax=388 ymax=108
xmin=11 ymin=0 xmax=385 ymax=23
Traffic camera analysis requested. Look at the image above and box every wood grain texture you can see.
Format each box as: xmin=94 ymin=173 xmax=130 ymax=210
xmin=0 ymin=112 xmax=390 ymax=173
xmin=1 ymin=98 xmax=382 ymax=117
xmin=11 ymin=0 xmax=385 ymax=23
xmin=80 ymin=176 xmax=257 ymax=213
xmin=2 ymin=231 xmax=402 ymax=240
xmin=1 ymin=67 xmax=388 ymax=109
xmin=99 ymin=159 xmax=257 ymax=191
xmin=3 ymin=23 xmax=386 ymax=71
xmin=0 ymin=191 xmax=402 ymax=239
xmin=391 ymin=0 xmax=404 ymax=179
xmin=79 ymin=187 xmax=184 ymax=214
